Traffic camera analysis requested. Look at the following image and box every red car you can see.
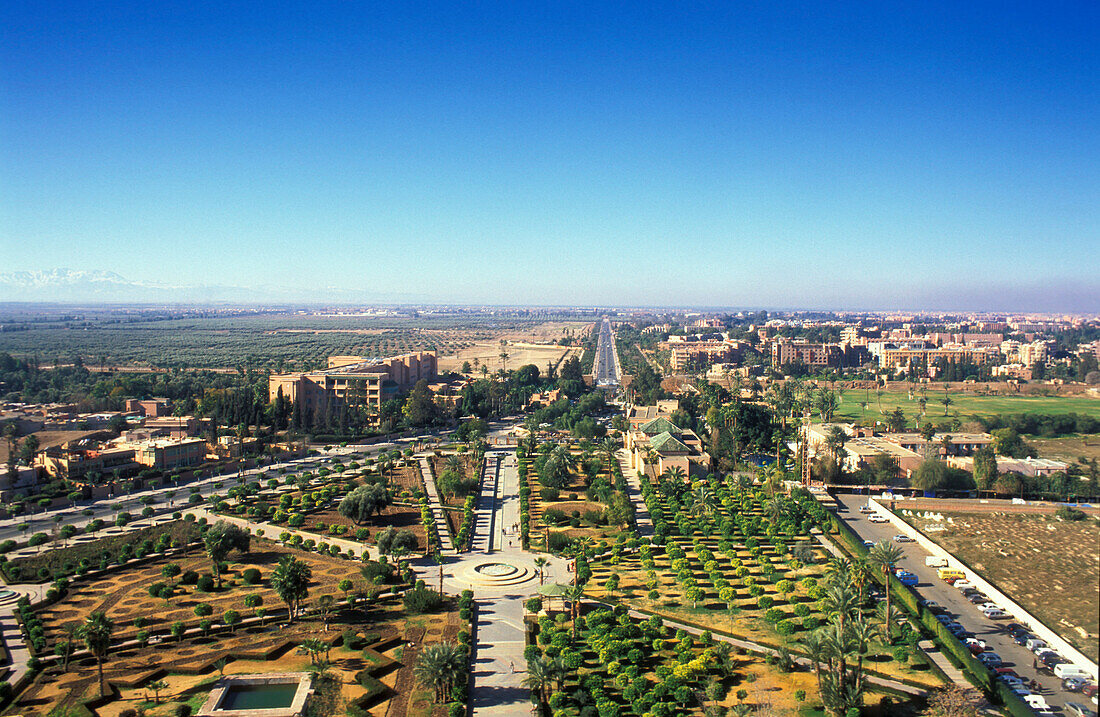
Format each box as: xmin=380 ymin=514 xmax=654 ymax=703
xmin=994 ymin=668 xmax=1020 ymax=678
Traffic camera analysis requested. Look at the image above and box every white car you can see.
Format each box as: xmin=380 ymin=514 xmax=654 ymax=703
xmin=859 ymin=506 xmax=874 ymax=514
xmin=954 ymin=581 xmax=976 ymax=590
xmin=1025 ymin=695 xmax=1050 ymax=711
xmin=868 ymin=515 xmax=889 ymax=523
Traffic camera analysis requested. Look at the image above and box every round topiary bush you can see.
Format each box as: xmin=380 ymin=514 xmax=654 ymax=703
xmin=196 ymin=574 xmax=215 ymax=592
xmin=242 ymin=568 xmax=261 ymax=585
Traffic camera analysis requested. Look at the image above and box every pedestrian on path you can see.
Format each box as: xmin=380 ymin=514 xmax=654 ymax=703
xmin=509 ymin=661 xmax=514 ymax=673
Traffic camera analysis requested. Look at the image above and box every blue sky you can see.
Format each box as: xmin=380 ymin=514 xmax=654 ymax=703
xmin=2 ymin=2 xmax=1098 ymax=310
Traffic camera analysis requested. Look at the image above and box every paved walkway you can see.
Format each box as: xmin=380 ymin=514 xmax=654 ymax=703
xmin=470 ymin=455 xmax=500 ymax=553
xmin=617 ymin=449 xmax=653 ymax=539
xmin=405 ymin=450 xmax=556 ymax=717
xmin=0 ymin=583 xmax=47 ymax=688
xmin=417 ymin=456 xmax=456 ymax=554
xmin=190 ymin=507 xmax=380 ymax=560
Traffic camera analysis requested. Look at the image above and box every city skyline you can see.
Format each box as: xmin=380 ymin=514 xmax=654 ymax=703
xmin=2 ymin=3 xmax=1098 ymax=310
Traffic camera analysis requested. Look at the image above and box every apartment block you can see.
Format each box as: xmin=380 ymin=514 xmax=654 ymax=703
xmin=268 ymin=351 xmax=438 ymax=415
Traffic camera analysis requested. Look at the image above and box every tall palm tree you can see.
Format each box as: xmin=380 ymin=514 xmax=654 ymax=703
xmin=565 ymin=585 xmax=585 ymax=641
xmin=867 ymin=540 xmax=904 ymax=643
xmin=79 ymin=612 xmax=115 ymax=697
xmin=533 ymin=556 xmax=549 ymax=586
xmin=801 ymin=630 xmax=828 ymax=697
xmin=599 ymin=437 xmax=619 ymax=479
xmin=522 ymin=656 xmax=552 ymax=706
xmin=824 ymin=556 xmax=853 ymax=588
xmin=850 ymin=558 xmax=873 ymax=605
xmin=822 ymin=582 xmax=858 ymax=637
xmin=414 ymin=642 xmax=466 ymax=703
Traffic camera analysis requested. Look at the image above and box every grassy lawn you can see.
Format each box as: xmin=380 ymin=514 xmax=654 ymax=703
xmin=836 ymin=389 xmax=1100 ymax=423
xmin=903 ymin=510 xmax=1100 ymax=663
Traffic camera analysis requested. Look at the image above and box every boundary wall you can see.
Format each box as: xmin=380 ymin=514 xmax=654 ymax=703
xmin=867 ymin=497 xmax=1098 ymax=681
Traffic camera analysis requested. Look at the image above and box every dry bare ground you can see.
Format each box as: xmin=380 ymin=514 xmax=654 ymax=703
xmin=913 ymin=511 xmax=1100 ymax=662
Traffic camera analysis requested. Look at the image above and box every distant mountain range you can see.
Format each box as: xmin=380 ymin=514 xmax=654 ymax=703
xmin=0 ymin=269 xmax=422 ymax=304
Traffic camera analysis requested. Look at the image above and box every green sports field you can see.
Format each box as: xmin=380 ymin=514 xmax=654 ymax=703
xmin=835 ymin=389 xmax=1100 ymax=423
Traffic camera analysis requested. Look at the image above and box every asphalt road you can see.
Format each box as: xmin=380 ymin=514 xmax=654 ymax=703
xmin=593 ymin=317 xmax=621 ymax=386
xmin=833 ymin=492 xmax=1087 ymax=711
xmin=0 ymin=422 xmax=522 ymax=547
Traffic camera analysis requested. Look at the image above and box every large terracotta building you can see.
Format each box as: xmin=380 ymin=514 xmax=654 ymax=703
xmin=268 ymin=351 xmax=438 ymax=415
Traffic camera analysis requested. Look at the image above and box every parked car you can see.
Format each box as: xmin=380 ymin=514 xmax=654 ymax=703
xmin=980 ymin=602 xmax=1002 ymax=612
xmin=868 ymin=514 xmax=889 ymax=523
xmin=935 ymin=614 xmax=955 ymax=625
xmin=862 ymin=539 xmax=875 ymax=547
xmin=1064 ymin=702 xmax=1097 ymax=717
xmin=1040 ymin=652 xmax=1067 ymax=670
xmin=967 ymin=593 xmax=989 ymax=604
xmin=1014 ymin=632 xmax=1034 ymax=646
xmin=1024 ymin=695 xmax=1050 ymax=711
xmin=893 ymin=534 xmax=914 ymax=542
xmin=896 ymin=570 xmax=919 ymax=586
xmin=925 ymin=555 xmax=949 ymax=568
xmin=964 ymin=637 xmax=988 ymax=651
xmin=938 ymin=568 xmax=966 ymax=581
xmin=921 ymin=601 xmax=948 ymax=615
xmin=1063 ymin=678 xmax=1091 ymax=693
xmin=983 ymin=608 xmax=1009 ymax=619
xmin=954 ymin=581 xmax=977 ymax=590
xmin=978 ymin=652 xmax=1003 ymax=667
xmin=1027 ymin=638 xmax=1050 ymax=652
xmin=859 ymin=505 xmax=874 ymax=514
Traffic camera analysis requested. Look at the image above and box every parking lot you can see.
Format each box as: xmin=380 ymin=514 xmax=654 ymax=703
xmin=833 ymin=492 xmax=1097 ymax=713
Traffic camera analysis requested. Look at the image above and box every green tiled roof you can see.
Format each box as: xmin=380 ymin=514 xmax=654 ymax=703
xmin=650 ymin=431 xmax=690 ymax=454
xmin=640 ymin=416 xmax=681 ymax=435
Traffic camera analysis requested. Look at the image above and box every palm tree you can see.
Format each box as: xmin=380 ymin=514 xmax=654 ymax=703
xmin=822 ymin=582 xmax=858 ymax=637
xmin=599 ymin=437 xmax=619 ymax=479
xmin=850 ymin=558 xmax=873 ymax=604
xmin=875 ymin=602 xmax=904 ymax=644
xmin=414 ymin=642 xmax=466 ymax=703
xmin=824 ymin=556 xmax=852 ymax=587
xmin=271 ymin=555 xmax=312 ymax=622
xmin=565 ymin=585 xmax=585 ymax=641
xmin=867 ymin=540 xmax=904 ymax=642
xmin=801 ymin=630 xmax=828 ymax=696
xmin=533 ymin=556 xmax=549 ymax=586
xmin=146 ymin=679 xmax=168 ymax=704
xmin=661 ymin=465 xmax=686 ymax=483
xmin=79 ymin=612 xmax=115 ymax=697
xmin=522 ymin=656 xmax=552 ymax=706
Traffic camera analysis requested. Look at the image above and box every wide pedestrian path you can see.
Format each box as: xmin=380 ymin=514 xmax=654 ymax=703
xmin=617 ymin=450 xmax=653 ymax=539
xmin=417 ymin=456 xmax=456 ymax=554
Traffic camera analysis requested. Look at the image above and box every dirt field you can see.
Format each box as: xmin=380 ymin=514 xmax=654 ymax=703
xmin=1030 ymin=434 xmax=1100 ymax=462
xmin=438 ymin=340 xmax=579 ymax=374
xmin=0 ymin=429 xmax=103 ymax=465
xmin=909 ymin=511 xmax=1100 ymax=662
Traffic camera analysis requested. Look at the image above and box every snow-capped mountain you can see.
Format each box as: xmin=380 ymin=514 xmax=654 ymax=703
xmin=0 ymin=268 xmax=422 ymax=304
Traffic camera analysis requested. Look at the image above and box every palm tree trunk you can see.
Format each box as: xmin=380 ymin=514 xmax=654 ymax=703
xmin=97 ymin=657 xmax=106 ymax=697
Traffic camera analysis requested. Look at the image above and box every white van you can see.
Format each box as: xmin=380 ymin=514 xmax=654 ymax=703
xmin=1027 ymin=637 xmax=1049 ymax=652
xmin=925 ymin=556 xmax=948 ymax=568
xmin=1053 ymin=663 xmax=1091 ymax=680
